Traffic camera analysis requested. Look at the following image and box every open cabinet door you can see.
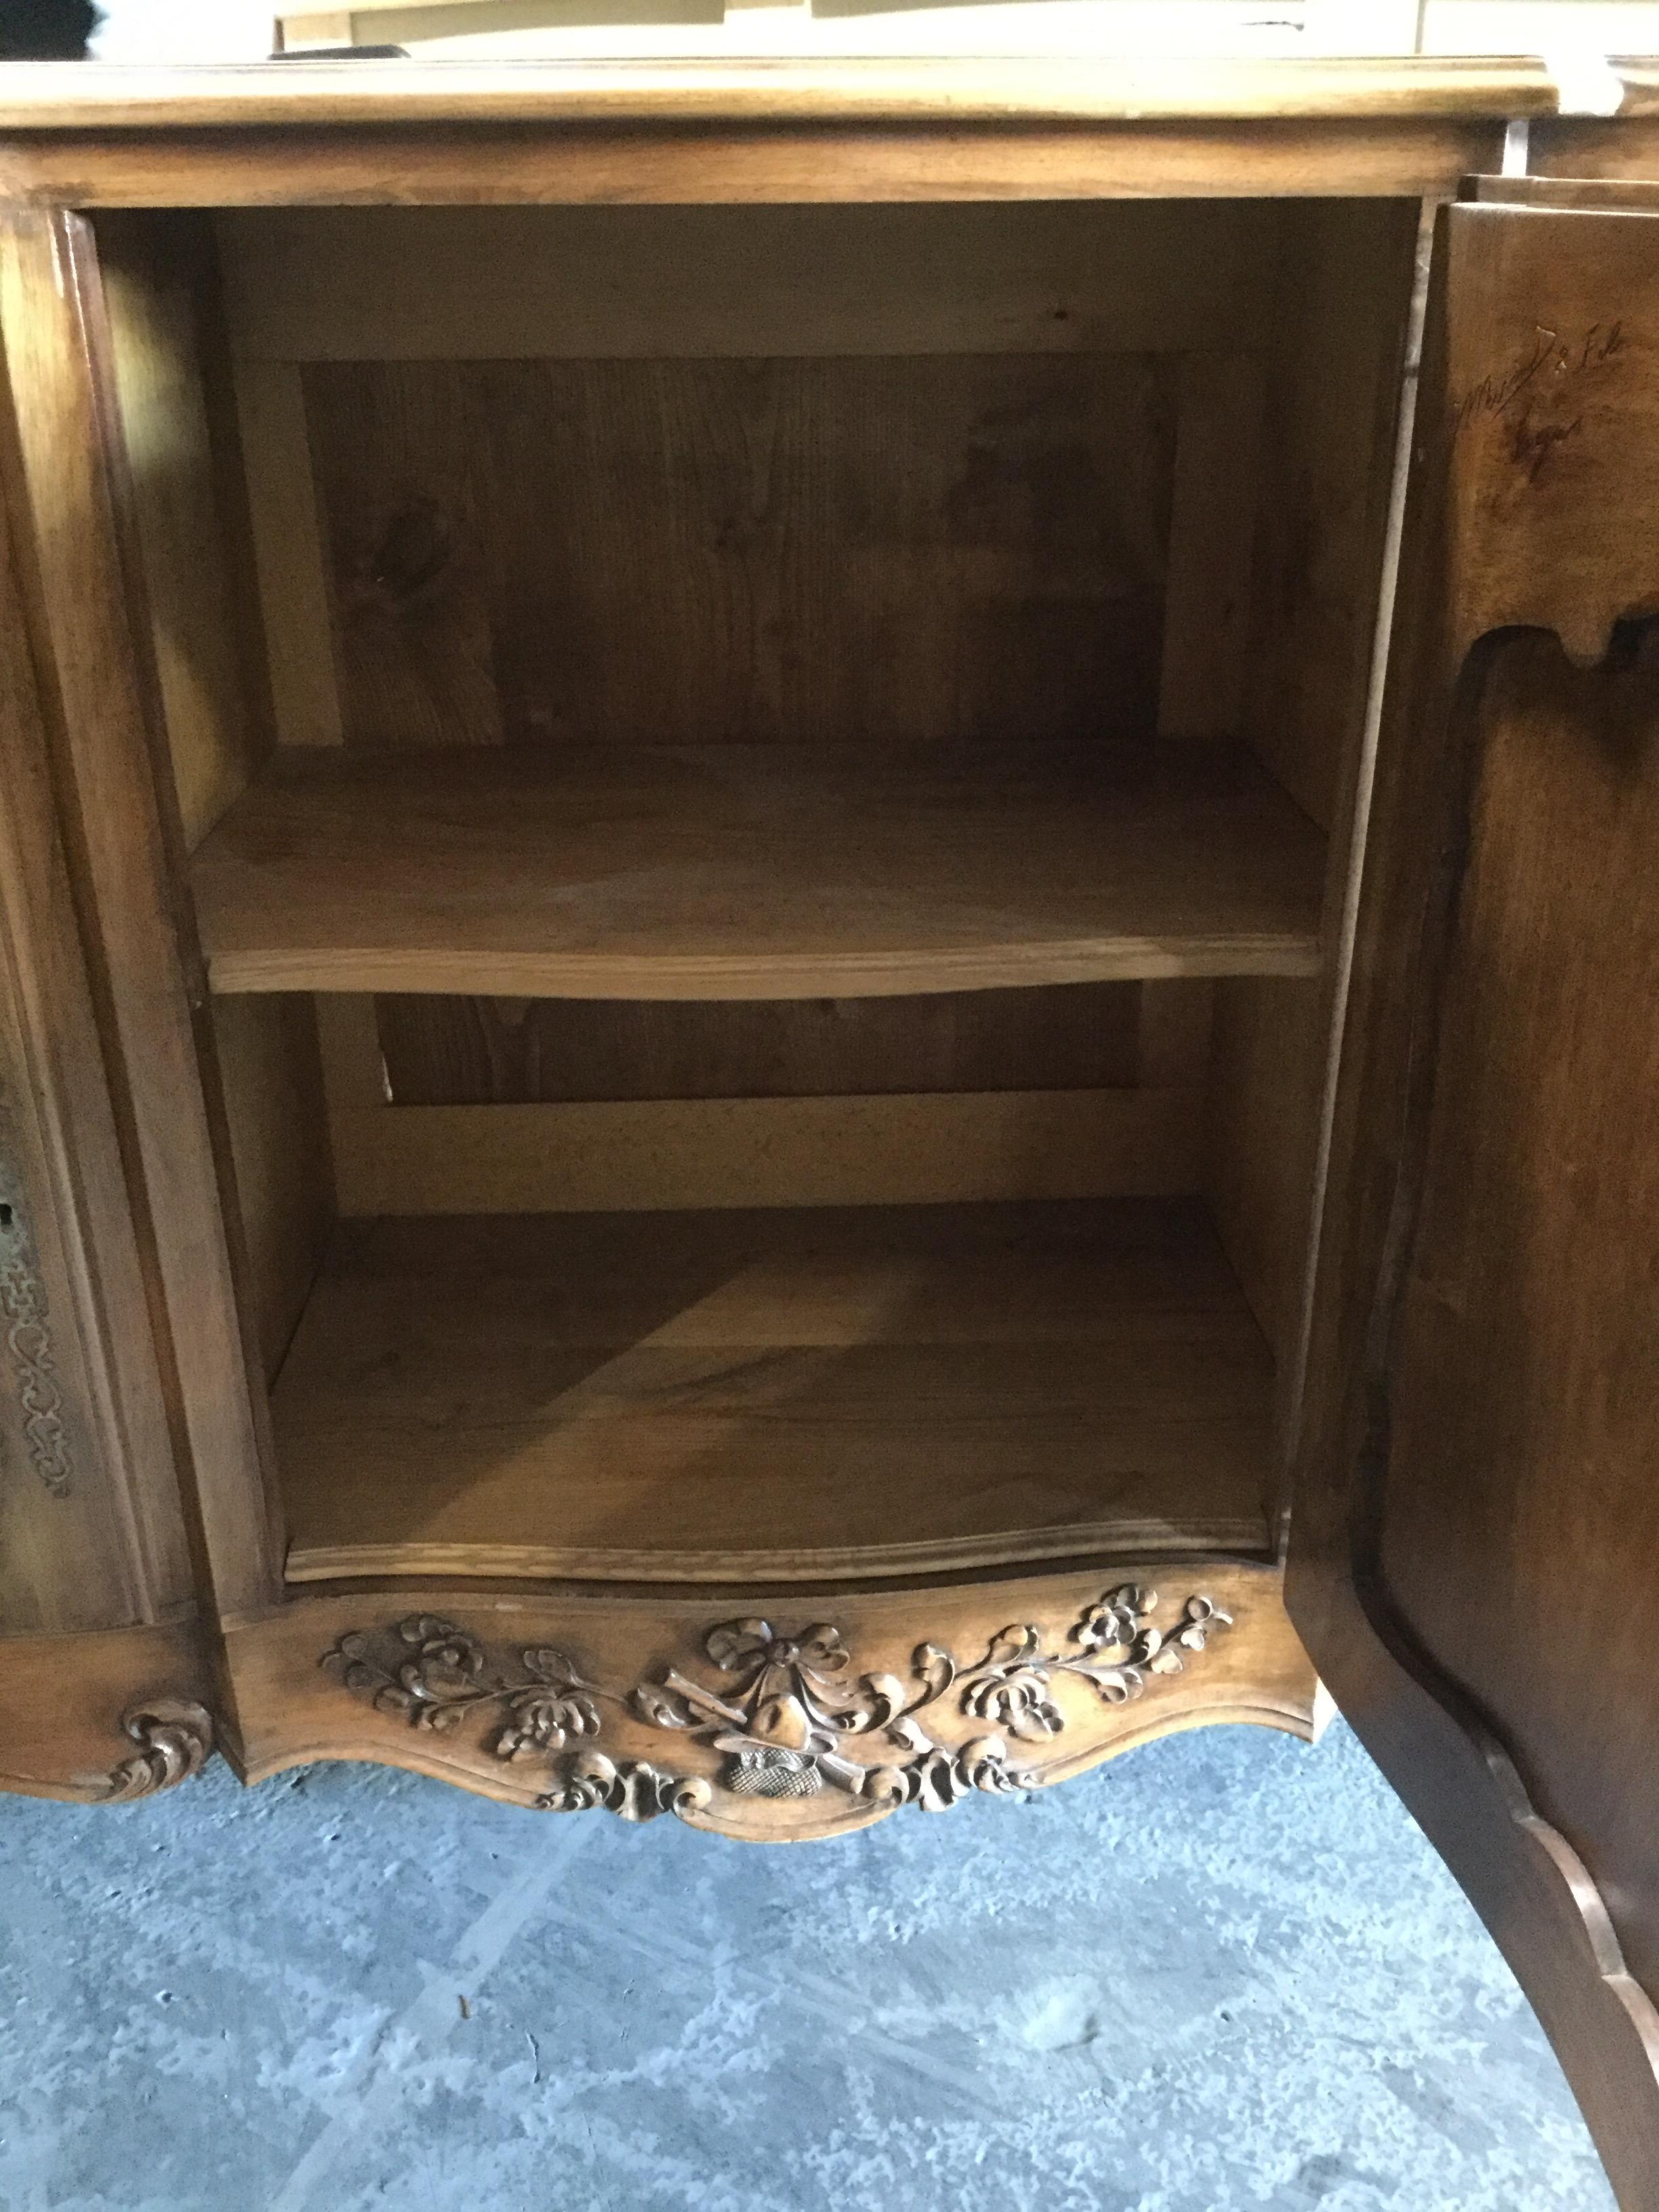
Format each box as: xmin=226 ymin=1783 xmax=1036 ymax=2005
xmin=1288 ymin=187 xmax=1659 ymax=2205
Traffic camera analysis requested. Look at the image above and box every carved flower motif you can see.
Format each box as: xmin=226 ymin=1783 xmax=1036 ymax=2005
xmin=956 ymin=1626 xmax=1064 ymax=1742
xmin=1072 ymin=1586 xmax=1155 ymax=1658
xmin=399 ymin=1615 xmax=485 ymax=1686
xmin=495 ymin=1692 xmax=602 ymax=1760
xmin=962 ymin=1665 xmax=1065 ymax=1742
xmin=325 ymin=1617 xmax=491 ymax=1729
xmin=1062 ymin=1587 xmax=1233 ymax=1703
xmin=493 ymin=1646 xmax=601 ymax=1759
xmin=385 ymin=1624 xmax=483 ymax=1729
xmin=1168 ymin=1597 xmax=1229 ymax=1652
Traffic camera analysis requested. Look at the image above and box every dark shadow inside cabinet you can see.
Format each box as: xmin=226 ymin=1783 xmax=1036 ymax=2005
xmin=96 ymin=193 xmax=1421 ymax=1593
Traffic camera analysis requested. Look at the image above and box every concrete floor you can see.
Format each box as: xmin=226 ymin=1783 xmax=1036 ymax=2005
xmin=0 ymin=1718 xmax=1612 ymax=2211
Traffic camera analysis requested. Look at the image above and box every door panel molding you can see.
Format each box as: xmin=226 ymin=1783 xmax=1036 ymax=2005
xmin=0 ymin=251 xmax=204 ymax=1637
xmin=0 ymin=207 xmax=283 ymax=1625
xmin=1291 ymin=195 xmax=1659 ymax=2207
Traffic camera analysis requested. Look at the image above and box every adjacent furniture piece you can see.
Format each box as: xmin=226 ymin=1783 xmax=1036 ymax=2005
xmin=2 ymin=56 xmax=1658 ymax=2202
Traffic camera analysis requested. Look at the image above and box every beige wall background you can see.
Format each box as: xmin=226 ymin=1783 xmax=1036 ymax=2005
xmin=81 ymin=0 xmax=1659 ymax=66
xmin=271 ymin=0 xmax=1659 ymax=60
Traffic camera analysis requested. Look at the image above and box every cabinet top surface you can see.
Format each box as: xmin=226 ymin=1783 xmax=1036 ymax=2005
xmin=1 ymin=54 xmax=1657 ymax=132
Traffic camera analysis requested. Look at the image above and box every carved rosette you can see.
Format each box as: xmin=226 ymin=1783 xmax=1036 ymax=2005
xmin=0 ymin=1145 xmax=73 ymax=1496
xmin=95 ymin=1699 xmax=215 ymax=1802
xmin=323 ymin=1586 xmax=1232 ymax=1830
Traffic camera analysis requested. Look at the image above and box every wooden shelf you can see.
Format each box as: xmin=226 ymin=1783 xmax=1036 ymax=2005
xmin=191 ymin=742 xmax=1326 ymax=999
xmin=276 ymin=1200 xmax=1275 ymax=1585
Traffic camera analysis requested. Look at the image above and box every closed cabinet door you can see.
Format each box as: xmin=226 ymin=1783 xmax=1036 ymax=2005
xmin=1288 ymin=184 xmax=1659 ymax=2208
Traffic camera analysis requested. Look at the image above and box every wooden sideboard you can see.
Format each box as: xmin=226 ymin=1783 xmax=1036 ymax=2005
xmin=1 ymin=54 xmax=1658 ymax=2202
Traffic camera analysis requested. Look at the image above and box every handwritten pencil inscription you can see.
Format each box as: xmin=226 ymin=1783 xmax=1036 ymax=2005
xmin=1453 ymin=322 xmax=1628 ymax=483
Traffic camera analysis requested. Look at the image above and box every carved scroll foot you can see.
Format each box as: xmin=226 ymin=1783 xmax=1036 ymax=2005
xmin=95 ymin=1698 xmax=214 ymax=1801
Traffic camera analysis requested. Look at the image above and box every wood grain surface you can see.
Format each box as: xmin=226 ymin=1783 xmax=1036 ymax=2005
xmin=0 ymin=1620 xmax=209 ymax=1803
xmin=216 ymin=201 xmax=1287 ymax=365
xmin=0 ymin=209 xmax=280 ymax=1630
xmin=301 ymin=352 xmax=1172 ymax=754
xmin=370 ymin=983 xmax=1143 ymax=1103
xmin=0 ymin=310 xmax=193 ymax=1635
xmin=1289 ymin=194 xmax=1659 ymax=2207
xmin=190 ymin=742 xmax=1326 ymax=998
xmin=322 ymin=1086 xmax=1204 ymax=1214
xmin=97 ymin=213 xmax=274 ymax=850
xmin=276 ymin=312 xmax=1267 ymax=1118
xmin=0 ymin=118 xmax=1516 ymax=211
xmin=0 ymin=57 xmax=1547 ymax=218
xmin=275 ymin=1199 xmax=1274 ymax=1584
xmin=0 ymin=56 xmax=1584 ymax=131
xmin=211 ymin=996 xmax=333 ymax=1383
xmin=1381 ymin=630 xmax=1659 ymax=1984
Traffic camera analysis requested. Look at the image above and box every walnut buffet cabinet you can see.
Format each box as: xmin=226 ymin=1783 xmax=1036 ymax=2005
xmin=1 ymin=52 xmax=1658 ymax=2199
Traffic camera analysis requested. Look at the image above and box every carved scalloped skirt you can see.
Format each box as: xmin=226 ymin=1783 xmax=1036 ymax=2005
xmin=221 ymin=1561 xmax=1315 ymax=1843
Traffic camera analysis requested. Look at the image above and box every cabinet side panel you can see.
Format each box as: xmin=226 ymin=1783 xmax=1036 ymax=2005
xmin=1206 ymin=199 xmax=1420 ymax=1488
xmin=0 ymin=207 xmax=282 ymax=1626
xmin=92 ymin=216 xmax=338 ymax=1391
xmin=0 ymin=398 xmax=194 ymax=1637
xmin=97 ymin=213 xmax=277 ymax=849
xmin=213 ymin=996 xmax=333 ymax=1384
xmin=1204 ymin=973 xmax=1326 ymax=1369
xmin=1243 ymin=198 xmax=1420 ymax=831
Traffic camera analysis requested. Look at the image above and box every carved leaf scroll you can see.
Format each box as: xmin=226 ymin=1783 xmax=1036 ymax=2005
xmin=96 ymin=1699 xmax=214 ymax=1802
xmin=323 ymin=1586 xmax=1232 ymax=1829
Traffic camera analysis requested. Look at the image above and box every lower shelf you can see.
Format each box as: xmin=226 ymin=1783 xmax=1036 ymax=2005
xmin=275 ymin=1198 xmax=1274 ymax=1584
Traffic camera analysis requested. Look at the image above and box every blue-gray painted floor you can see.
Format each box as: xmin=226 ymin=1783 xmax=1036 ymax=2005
xmin=0 ymin=1719 xmax=1614 ymax=2211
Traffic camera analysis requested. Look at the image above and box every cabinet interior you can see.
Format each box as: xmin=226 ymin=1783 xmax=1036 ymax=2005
xmin=98 ymin=194 xmax=1420 ymax=1592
